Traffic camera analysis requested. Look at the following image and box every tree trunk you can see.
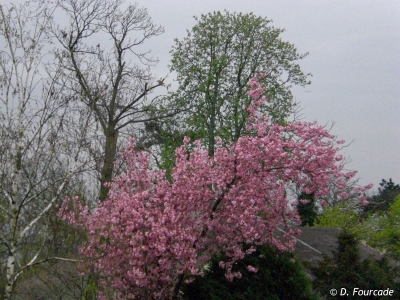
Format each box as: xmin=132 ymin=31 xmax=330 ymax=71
xmin=208 ymin=110 xmax=216 ymax=157
xmin=4 ymin=239 xmax=17 ymax=300
xmin=99 ymin=127 xmax=118 ymax=201
xmin=4 ymin=79 xmax=25 ymax=300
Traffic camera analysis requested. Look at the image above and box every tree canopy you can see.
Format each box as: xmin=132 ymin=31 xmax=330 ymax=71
xmin=165 ymin=11 xmax=310 ymax=157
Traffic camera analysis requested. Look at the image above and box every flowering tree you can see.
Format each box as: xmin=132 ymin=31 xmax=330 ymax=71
xmin=59 ymin=75 xmax=371 ymax=299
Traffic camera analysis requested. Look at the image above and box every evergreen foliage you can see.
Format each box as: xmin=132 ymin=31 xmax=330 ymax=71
xmin=309 ymin=231 xmax=400 ymax=299
xmin=182 ymin=243 xmax=317 ymax=300
xmin=297 ymin=193 xmax=317 ymax=226
xmin=365 ymin=178 xmax=400 ymax=214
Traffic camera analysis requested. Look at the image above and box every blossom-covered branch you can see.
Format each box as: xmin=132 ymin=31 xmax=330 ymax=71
xmin=59 ymin=74 xmax=372 ymax=299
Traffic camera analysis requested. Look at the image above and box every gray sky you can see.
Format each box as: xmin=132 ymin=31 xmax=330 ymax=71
xmin=139 ymin=0 xmax=400 ymax=191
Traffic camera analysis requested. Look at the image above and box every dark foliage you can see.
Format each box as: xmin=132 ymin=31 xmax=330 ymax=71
xmin=365 ymin=178 xmax=400 ymax=214
xmin=309 ymin=231 xmax=400 ymax=299
xmin=297 ymin=192 xmax=317 ymax=226
xmin=182 ymin=243 xmax=316 ymax=300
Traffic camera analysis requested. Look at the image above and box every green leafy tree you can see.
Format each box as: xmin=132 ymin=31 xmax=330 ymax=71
xmin=182 ymin=243 xmax=316 ymax=300
xmin=309 ymin=231 xmax=400 ymax=299
xmin=166 ymin=11 xmax=310 ymax=157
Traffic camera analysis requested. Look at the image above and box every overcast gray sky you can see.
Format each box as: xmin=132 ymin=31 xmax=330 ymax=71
xmin=138 ymin=0 xmax=400 ymax=191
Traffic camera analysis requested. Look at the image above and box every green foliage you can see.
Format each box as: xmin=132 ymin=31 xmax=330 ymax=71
xmin=165 ymin=10 xmax=310 ymax=158
xmin=141 ymin=119 xmax=189 ymax=180
xmin=316 ymin=193 xmax=400 ymax=259
xmin=364 ymin=195 xmax=400 ymax=258
xmin=297 ymin=193 xmax=317 ymax=226
xmin=81 ymin=275 xmax=98 ymax=300
xmin=315 ymin=203 xmax=363 ymax=235
xmin=309 ymin=231 xmax=400 ymax=299
xmin=182 ymin=244 xmax=316 ymax=300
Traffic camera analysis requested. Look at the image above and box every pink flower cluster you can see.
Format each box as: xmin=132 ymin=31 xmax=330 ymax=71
xmin=59 ymin=74 xmax=371 ymax=299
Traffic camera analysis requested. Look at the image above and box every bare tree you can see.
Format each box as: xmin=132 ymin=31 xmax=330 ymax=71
xmin=0 ymin=2 xmax=87 ymax=298
xmin=53 ymin=0 xmax=171 ymax=201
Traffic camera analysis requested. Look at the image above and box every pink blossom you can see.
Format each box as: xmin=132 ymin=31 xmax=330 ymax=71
xmin=335 ymin=155 xmax=343 ymax=161
xmin=247 ymin=265 xmax=258 ymax=273
xmin=299 ymin=199 xmax=310 ymax=205
xmin=319 ymin=200 xmax=327 ymax=207
xmin=58 ymin=74 xmax=372 ymax=299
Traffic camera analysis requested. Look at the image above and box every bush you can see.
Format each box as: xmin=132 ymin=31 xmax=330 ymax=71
xmin=309 ymin=231 xmax=400 ymax=299
xmin=182 ymin=243 xmax=316 ymax=300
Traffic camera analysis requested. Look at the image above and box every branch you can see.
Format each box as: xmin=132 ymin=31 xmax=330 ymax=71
xmin=17 ymin=165 xmax=77 ymax=244
xmin=0 ymin=202 xmax=8 ymax=216
xmin=0 ymin=232 xmax=11 ymax=253
xmin=1 ymin=189 xmax=14 ymax=212
xmin=114 ymin=81 xmax=164 ymax=122
xmin=12 ymin=253 xmax=104 ymax=283
xmin=115 ymin=108 xmax=185 ymax=131
xmin=68 ymin=48 xmax=107 ymax=130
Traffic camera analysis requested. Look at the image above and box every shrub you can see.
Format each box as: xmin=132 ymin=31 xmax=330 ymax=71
xmin=182 ymin=243 xmax=316 ymax=300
